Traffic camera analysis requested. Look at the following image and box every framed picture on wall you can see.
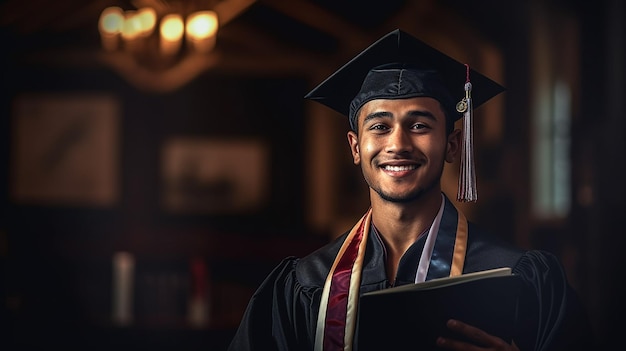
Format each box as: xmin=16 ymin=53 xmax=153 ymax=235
xmin=160 ymin=137 xmax=269 ymax=215
xmin=10 ymin=93 xmax=120 ymax=207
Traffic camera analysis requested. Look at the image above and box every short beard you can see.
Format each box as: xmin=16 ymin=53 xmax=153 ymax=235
xmin=373 ymin=177 xmax=439 ymax=203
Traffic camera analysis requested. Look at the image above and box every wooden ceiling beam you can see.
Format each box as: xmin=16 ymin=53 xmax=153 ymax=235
xmin=261 ymin=0 xmax=370 ymax=54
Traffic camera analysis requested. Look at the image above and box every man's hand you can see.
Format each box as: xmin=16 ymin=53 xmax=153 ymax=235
xmin=436 ymin=319 xmax=520 ymax=351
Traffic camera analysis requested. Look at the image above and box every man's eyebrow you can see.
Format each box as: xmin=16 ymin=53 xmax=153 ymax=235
xmin=363 ymin=111 xmax=392 ymax=123
xmin=363 ymin=109 xmax=437 ymax=124
xmin=407 ymin=110 xmax=437 ymax=120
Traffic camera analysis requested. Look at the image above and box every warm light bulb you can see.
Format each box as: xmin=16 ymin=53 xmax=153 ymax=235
xmin=185 ymin=11 xmax=218 ymax=53
xmin=99 ymin=7 xmax=125 ymax=35
xmin=136 ymin=7 xmax=157 ymax=36
xmin=121 ymin=10 xmax=142 ymax=40
xmin=160 ymin=14 xmax=184 ymax=56
xmin=160 ymin=14 xmax=184 ymax=42
xmin=99 ymin=6 xmax=125 ymax=51
xmin=186 ymin=11 xmax=218 ymax=40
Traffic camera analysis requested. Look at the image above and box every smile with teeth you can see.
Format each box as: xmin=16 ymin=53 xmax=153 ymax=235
xmin=382 ymin=165 xmax=417 ymax=171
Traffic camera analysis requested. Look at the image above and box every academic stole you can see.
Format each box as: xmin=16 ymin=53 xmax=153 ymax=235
xmin=314 ymin=203 xmax=469 ymax=351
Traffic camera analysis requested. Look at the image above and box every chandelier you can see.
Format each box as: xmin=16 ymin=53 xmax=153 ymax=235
xmin=97 ymin=0 xmax=254 ymax=92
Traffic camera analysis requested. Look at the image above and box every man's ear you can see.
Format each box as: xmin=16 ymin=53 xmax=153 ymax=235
xmin=445 ymin=129 xmax=462 ymax=163
xmin=347 ymin=131 xmax=360 ymax=165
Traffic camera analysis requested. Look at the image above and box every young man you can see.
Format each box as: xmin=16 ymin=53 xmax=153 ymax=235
xmin=227 ymin=29 xmax=593 ymax=351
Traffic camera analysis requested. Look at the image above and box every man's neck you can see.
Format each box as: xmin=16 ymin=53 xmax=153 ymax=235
xmin=370 ymin=191 xmax=444 ymax=284
xmin=370 ymin=191 xmax=442 ymax=241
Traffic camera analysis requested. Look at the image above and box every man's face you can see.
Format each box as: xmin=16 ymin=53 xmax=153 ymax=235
xmin=347 ymin=97 xmax=460 ymax=203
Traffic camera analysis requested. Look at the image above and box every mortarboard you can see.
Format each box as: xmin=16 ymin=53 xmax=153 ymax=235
xmin=304 ymin=29 xmax=505 ymax=202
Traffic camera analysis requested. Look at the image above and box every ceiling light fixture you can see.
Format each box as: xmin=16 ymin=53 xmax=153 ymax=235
xmin=96 ymin=0 xmax=254 ymax=93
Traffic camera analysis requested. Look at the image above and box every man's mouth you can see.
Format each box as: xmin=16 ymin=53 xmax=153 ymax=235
xmin=382 ymin=164 xmax=418 ymax=172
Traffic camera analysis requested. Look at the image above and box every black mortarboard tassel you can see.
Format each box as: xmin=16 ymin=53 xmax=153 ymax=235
xmin=305 ymin=29 xmax=505 ymax=202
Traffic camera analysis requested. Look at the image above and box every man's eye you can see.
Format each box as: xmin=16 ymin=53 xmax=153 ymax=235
xmin=412 ymin=123 xmax=428 ymax=130
xmin=369 ymin=124 xmax=388 ymax=131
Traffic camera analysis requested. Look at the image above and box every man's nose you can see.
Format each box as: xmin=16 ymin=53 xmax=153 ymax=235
xmin=385 ymin=128 xmax=413 ymax=153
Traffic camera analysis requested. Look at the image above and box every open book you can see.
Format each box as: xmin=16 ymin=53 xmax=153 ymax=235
xmin=356 ymin=267 xmax=522 ymax=351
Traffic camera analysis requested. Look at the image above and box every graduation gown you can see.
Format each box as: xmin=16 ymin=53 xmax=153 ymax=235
xmin=227 ymin=196 xmax=594 ymax=351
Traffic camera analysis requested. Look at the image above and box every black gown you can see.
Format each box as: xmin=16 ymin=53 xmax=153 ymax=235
xmin=227 ymin=196 xmax=594 ymax=351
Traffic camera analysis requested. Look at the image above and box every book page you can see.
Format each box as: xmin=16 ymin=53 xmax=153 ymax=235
xmin=364 ymin=267 xmax=512 ymax=295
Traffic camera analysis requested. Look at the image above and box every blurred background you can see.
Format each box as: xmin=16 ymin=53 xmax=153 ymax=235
xmin=1 ymin=0 xmax=623 ymax=350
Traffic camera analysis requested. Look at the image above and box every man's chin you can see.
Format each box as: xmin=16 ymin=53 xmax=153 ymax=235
xmin=377 ymin=189 xmax=425 ymax=203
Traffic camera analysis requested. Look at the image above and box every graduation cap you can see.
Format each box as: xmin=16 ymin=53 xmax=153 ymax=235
xmin=304 ymin=29 xmax=505 ymax=202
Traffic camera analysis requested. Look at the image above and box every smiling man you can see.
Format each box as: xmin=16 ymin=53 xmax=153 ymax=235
xmin=227 ymin=29 xmax=594 ymax=351
xmin=348 ymin=96 xmax=459 ymax=284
